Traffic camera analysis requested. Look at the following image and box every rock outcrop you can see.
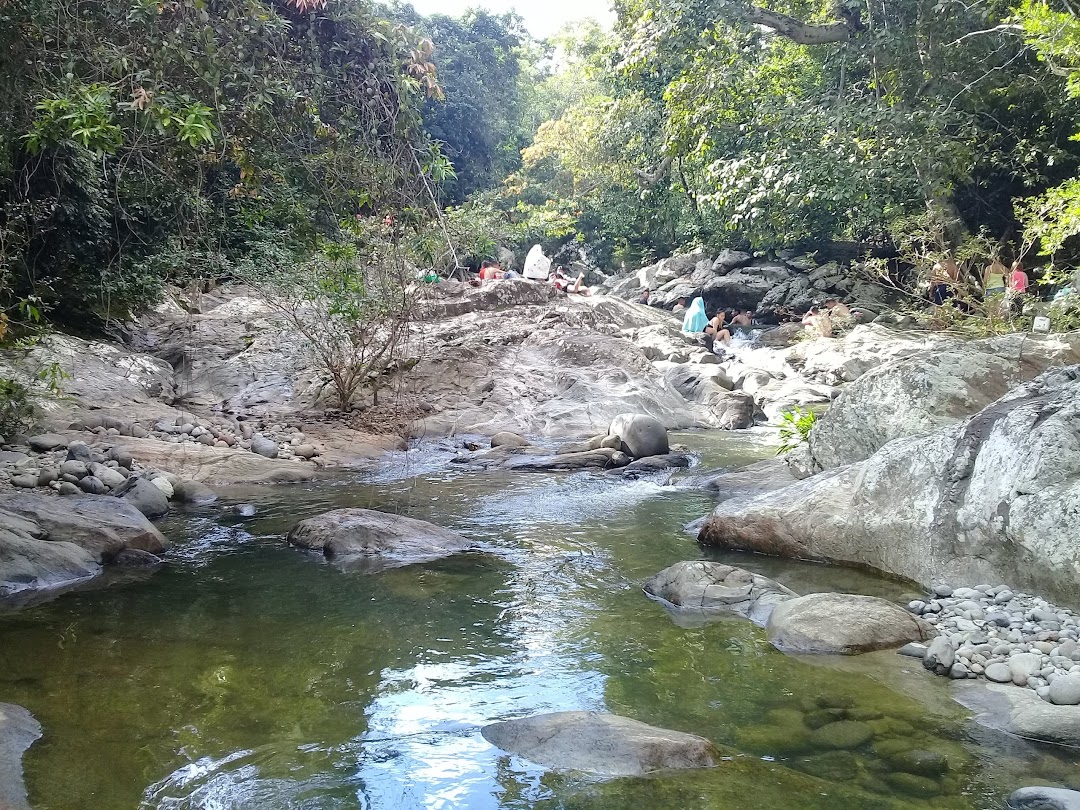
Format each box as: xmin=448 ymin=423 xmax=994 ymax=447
xmin=643 ymin=561 xmax=796 ymax=625
xmin=0 ymin=704 xmax=40 ymax=810
xmin=766 ymin=593 xmax=934 ymax=654
xmin=286 ymin=508 xmax=474 ymax=572
xmin=807 ymin=332 xmax=1080 ymax=471
xmin=0 ymin=492 xmax=168 ymax=561
xmin=480 ymin=711 xmax=719 ymax=776
xmin=698 ymin=366 xmax=1080 ymax=605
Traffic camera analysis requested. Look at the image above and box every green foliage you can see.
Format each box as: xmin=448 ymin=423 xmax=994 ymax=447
xmin=243 ymin=222 xmax=414 ymax=410
xmin=1 ymin=0 xmax=444 ymax=326
xmin=776 ymin=407 xmax=816 ymax=455
xmin=0 ymin=378 xmax=35 ymax=437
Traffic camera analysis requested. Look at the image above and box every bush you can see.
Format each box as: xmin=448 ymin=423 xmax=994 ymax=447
xmin=776 ymin=407 xmax=816 ymax=455
xmin=0 ymin=378 xmax=35 ymax=437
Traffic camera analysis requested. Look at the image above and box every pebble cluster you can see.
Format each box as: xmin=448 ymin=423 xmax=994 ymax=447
xmin=141 ymin=413 xmax=319 ymax=461
xmin=0 ymin=437 xmax=139 ymax=495
xmin=907 ymin=584 xmax=1080 ymax=705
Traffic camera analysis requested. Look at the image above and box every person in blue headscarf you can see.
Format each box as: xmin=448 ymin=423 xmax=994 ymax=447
xmin=682 ymin=296 xmax=708 ymax=333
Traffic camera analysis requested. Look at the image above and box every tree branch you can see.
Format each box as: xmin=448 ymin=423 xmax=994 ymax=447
xmin=633 ymin=155 xmax=673 ymax=188
xmin=743 ymin=5 xmax=859 ymax=45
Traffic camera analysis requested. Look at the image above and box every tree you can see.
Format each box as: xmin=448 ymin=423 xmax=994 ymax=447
xmin=246 ymin=225 xmax=415 ymax=411
xmin=0 ymin=0 xmax=444 ymax=326
xmin=393 ymin=5 xmax=540 ymax=203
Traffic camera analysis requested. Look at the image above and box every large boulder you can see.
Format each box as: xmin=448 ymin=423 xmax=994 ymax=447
xmin=116 ymin=476 xmax=170 ymax=519
xmin=608 ymin=413 xmax=669 ymax=459
xmin=0 ymin=704 xmax=40 ymax=810
xmin=643 ymin=561 xmax=796 ymax=625
xmin=171 ymin=480 xmax=219 ymax=504
xmin=766 ymin=593 xmax=934 ymax=654
xmin=0 ymin=518 xmax=100 ymax=599
xmin=808 ymin=333 xmax=1080 ymax=469
xmin=660 ymin=365 xmax=754 ymax=429
xmin=0 ymin=492 xmax=168 ymax=561
xmin=698 ymin=366 xmax=1080 ymax=603
xmin=480 ymin=711 xmax=719 ymax=776
xmin=286 ymin=508 xmax=473 ymax=572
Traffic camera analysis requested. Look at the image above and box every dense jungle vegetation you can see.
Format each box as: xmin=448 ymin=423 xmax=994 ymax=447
xmin=4 ymin=0 xmax=1080 ymax=326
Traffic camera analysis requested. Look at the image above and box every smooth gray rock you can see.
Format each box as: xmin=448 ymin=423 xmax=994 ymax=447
xmin=698 ymin=365 xmax=1080 ymax=605
xmin=250 ymin=436 xmax=279 ymax=458
xmin=287 ymin=508 xmax=473 ymax=572
xmin=26 ymin=433 xmax=67 ymax=452
xmin=171 ymin=480 xmax=219 ymax=505
xmin=985 ymin=662 xmax=1012 ymax=683
xmin=1008 ymin=786 xmax=1080 ymax=810
xmin=0 ymin=703 xmax=40 ymax=810
xmin=1049 ymin=673 xmax=1080 ymax=706
xmin=608 ymin=413 xmax=669 ymax=459
xmin=10 ymin=475 xmax=37 ymax=489
xmin=65 ymin=441 xmax=92 ymax=463
xmin=0 ymin=512 xmax=100 ymax=598
xmin=643 ymin=561 xmax=797 ymax=625
xmin=116 ymin=477 xmax=170 ymax=519
xmin=768 ymin=593 xmax=934 ymax=655
xmin=924 ymin=636 xmax=957 ymax=674
xmin=480 ymin=711 xmax=719 ymax=776
xmin=0 ymin=492 xmax=168 ymax=562
xmin=78 ymin=475 xmax=107 ymax=495
xmin=490 ymin=431 xmax=530 ymax=449
xmin=807 ymin=337 xmax=1080 ymax=470
xmin=58 ymin=460 xmax=87 ymax=478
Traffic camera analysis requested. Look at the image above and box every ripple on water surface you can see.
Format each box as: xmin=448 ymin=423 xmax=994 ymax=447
xmin=1 ymin=434 xmax=1078 ymax=809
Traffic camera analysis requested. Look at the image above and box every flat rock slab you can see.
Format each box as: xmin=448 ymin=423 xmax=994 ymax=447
xmin=1008 ymin=787 xmax=1080 ymax=810
xmin=644 ymin=561 xmax=797 ymax=626
xmin=0 ymin=703 xmax=41 ymax=810
xmin=287 ymin=508 xmax=473 ymax=573
xmin=110 ymin=436 xmax=314 ymax=484
xmin=767 ymin=592 xmax=934 ymax=655
xmin=995 ymin=683 xmax=1080 ymax=746
xmin=0 ymin=492 xmax=168 ymax=561
xmin=481 ymin=711 xmax=719 ymax=776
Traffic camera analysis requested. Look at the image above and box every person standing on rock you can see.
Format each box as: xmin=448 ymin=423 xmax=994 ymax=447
xmin=672 ymin=297 xmax=688 ymax=314
xmin=637 ymin=289 xmax=650 ymax=305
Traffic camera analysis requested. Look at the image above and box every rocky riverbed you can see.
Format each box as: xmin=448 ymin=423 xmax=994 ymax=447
xmin=4 ymin=271 xmax=1080 ymax=808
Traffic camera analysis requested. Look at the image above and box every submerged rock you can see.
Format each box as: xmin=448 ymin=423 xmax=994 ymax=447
xmin=286 ymin=508 xmax=473 ymax=572
xmin=1008 ymin=787 xmax=1080 ymax=810
xmin=643 ymin=561 xmax=796 ymax=625
xmin=0 ymin=704 xmax=40 ymax=810
xmin=480 ymin=711 xmax=719 ymax=776
xmin=766 ymin=593 xmax=934 ymax=655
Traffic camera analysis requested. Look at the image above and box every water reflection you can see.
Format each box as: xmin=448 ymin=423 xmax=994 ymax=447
xmin=1 ymin=432 xmax=1077 ymax=809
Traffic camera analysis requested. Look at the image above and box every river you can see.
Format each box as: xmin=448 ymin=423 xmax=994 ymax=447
xmin=0 ymin=431 xmax=1075 ymax=809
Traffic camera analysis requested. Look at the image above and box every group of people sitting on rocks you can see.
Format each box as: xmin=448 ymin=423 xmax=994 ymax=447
xmin=680 ymin=297 xmax=755 ymax=347
xmin=469 ymin=259 xmax=592 ymax=296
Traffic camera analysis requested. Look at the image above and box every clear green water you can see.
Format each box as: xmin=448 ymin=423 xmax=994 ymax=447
xmin=1 ymin=432 xmax=1076 ymax=809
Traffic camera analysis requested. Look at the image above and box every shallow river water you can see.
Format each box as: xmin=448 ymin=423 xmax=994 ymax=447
xmin=1 ymin=431 xmax=1077 ymax=810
